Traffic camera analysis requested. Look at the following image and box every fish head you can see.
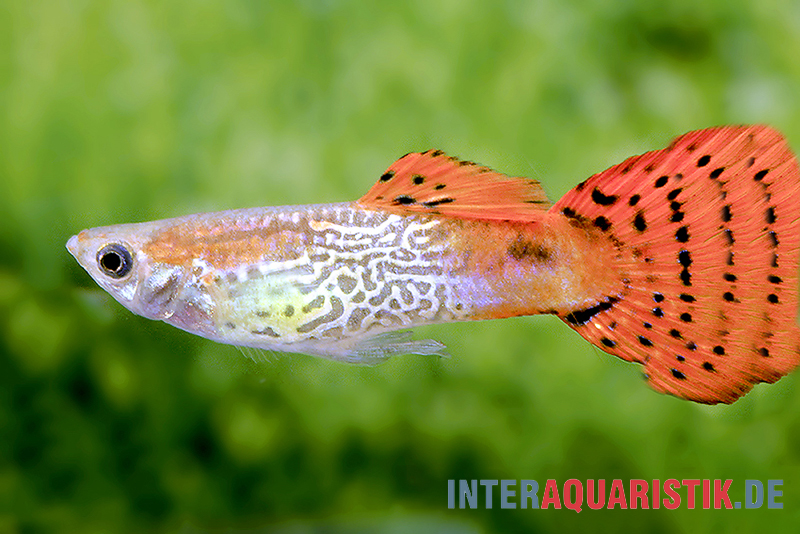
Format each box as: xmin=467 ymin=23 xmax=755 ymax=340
xmin=67 ymin=222 xmax=188 ymax=321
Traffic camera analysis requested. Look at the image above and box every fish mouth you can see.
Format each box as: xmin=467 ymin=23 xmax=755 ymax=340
xmin=66 ymin=235 xmax=80 ymax=258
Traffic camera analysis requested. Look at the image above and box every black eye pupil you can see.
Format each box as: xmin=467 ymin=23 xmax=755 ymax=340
xmin=97 ymin=244 xmax=132 ymax=278
xmin=101 ymin=252 xmax=122 ymax=272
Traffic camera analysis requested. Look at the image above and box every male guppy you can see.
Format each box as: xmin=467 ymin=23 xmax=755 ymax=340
xmin=68 ymin=126 xmax=800 ymax=404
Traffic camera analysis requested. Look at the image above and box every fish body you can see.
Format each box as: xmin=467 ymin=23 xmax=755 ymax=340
xmin=67 ymin=201 xmax=615 ymax=361
xmin=68 ymin=126 xmax=800 ymax=403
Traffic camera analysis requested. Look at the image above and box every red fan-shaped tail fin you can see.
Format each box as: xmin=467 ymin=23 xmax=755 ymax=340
xmin=553 ymin=125 xmax=800 ymax=404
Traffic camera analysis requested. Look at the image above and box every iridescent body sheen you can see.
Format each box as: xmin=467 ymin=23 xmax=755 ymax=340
xmin=67 ymin=201 xmax=611 ymax=362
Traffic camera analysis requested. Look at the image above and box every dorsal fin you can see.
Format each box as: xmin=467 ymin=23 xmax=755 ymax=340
xmin=553 ymin=125 xmax=800 ymax=404
xmin=357 ymin=150 xmax=551 ymax=221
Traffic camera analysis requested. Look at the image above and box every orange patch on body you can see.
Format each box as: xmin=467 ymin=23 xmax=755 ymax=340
xmin=437 ymin=215 xmax=622 ymax=320
xmin=144 ymin=221 xmax=309 ymax=271
xmin=309 ymin=220 xmax=336 ymax=232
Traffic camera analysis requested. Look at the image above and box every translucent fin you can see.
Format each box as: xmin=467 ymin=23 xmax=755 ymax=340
xmin=344 ymin=330 xmax=450 ymax=365
xmin=237 ymin=345 xmax=278 ymax=365
xmin=553 ymin=125 xmax=800 ymax=404
xmin=358 ymin=149 xmax=551 ymax=222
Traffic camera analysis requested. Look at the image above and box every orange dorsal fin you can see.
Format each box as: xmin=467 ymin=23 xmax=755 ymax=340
xmin=553 ymin=125 xmax=800 ymax=404
xmin=357 ymin=150 xmax=551 ymax=221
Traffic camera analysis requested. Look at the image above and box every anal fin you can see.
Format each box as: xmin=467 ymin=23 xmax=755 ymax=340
xmin=337 ymin=330 xmax=450 ymax=365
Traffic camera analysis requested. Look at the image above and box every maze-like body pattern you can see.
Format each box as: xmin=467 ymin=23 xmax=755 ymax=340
xmin=180 ymin=203 xmax=470 ymax=359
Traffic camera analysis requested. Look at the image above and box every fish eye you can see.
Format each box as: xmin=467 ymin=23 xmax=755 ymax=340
xmin=96 ymin=243 xmax=133 ymax=279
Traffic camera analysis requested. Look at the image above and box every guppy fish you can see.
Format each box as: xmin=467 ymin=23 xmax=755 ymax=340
xmin=67 ymin=125 xmax=800 ymax=404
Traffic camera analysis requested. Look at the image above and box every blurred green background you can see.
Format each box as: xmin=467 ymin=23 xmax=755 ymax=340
xmin=2 ymin=0 xmax=800 ymax=532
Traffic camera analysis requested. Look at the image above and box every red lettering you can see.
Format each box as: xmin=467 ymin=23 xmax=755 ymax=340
xmin=663 ymin=479 xmax=681 ymax=509
xmin=702 ymin=479 xmax=710 ymax=509
xmin=682 ymin=479 xmax=701 ymax=509
xmin=608 ymin=479 xmax=627 ymax=509
xmin=714 ymin=479 xmax=733 ymax=509
xmin=541 ymin=479 xmax=561 ymax=509
xmin=587 ymin=479 xmax=605 ymax=510
xmin=563 ymin=479 xmax=583 ymax=513
xmin=629 ymin=479 xmax=649 ymax=509
xmin=652 ymin=479 xmax=660 ymax=509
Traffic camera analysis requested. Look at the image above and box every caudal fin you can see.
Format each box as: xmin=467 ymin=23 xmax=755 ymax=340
xmin=553 ymin=126 xmax=800 ymax=404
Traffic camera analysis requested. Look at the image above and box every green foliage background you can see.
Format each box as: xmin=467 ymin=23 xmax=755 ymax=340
xmin=2 ymin=0 xmax=800 ymax=532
